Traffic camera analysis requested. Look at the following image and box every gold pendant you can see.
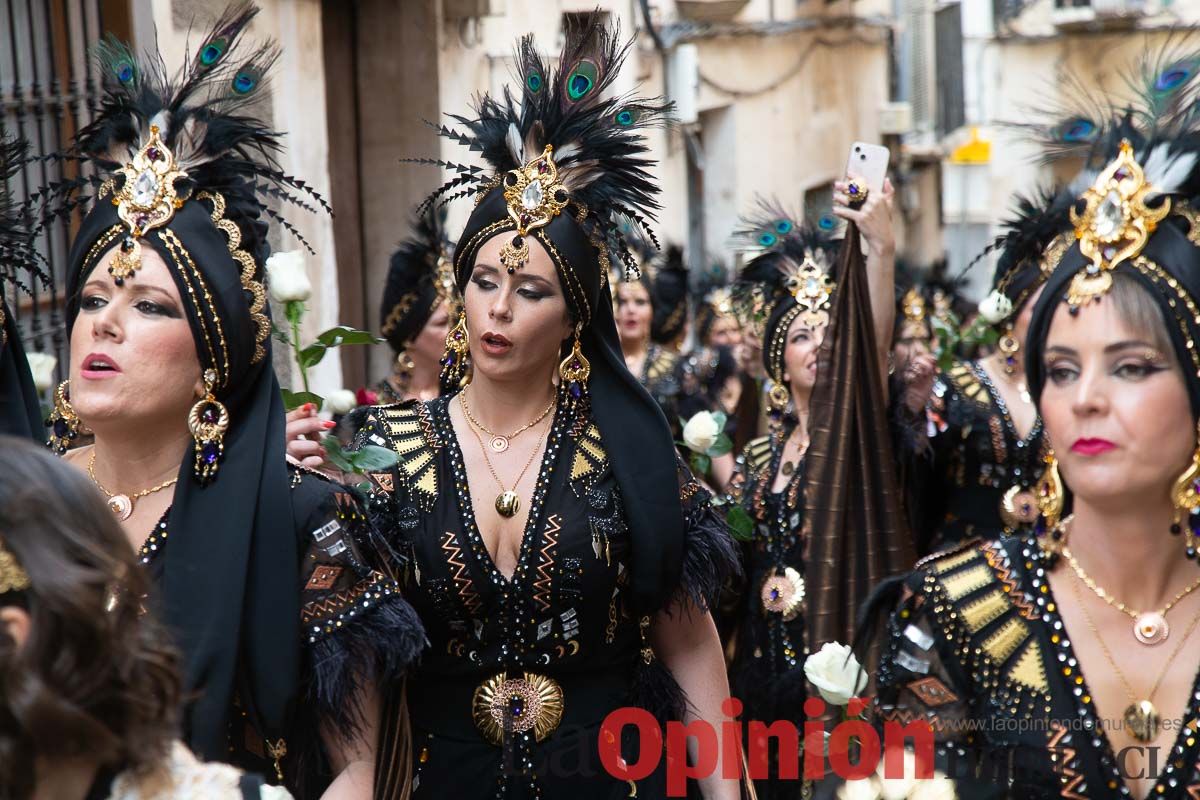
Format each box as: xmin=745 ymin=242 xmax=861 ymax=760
xmin=471 ymin=671 xmax=564 ymax=746
xmin=496 ymin=491 xmax=520 ymax=518
xmin=781 ymin=461 xmax=795 ymax=477
xmin=1134 ymin=612 xmax=1169 ymax=646
xmin=1124 ymin=699 xmax=1160 ymax=743
xmin=108 ymin=494 xmax=133 ymax=521
xmin=760 ymin=566 xmax=806 ymax=621
xmin=490 ymin=435 xmax=509 ymax=453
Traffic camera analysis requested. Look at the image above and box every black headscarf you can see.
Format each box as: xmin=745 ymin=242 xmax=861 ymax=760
xmin=39 ymin=4 xmax=327 ymax=760
xmin=1027 ymin=144 xmax=1200 ymax=417
xmin=380 ymin=206 xmax=455 ymax=353
xmin=427 ymin=18 xmax=683 ymax=613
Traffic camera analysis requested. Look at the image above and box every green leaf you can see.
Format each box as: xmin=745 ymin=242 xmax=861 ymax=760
xmin=708 ymin=432 xmax=733 ymax=457
xmin=285 ymin=300 xmax=306 ymax=328
xmin=711 ymin=411 xmax=728 ymax=430
xmin=726 ymin=505 xmax=755 ymax=542
xmin=281 ymin=389 xmax=323 ymax=412
xmin=298 ymin=342 xmax=329 ymax=369
xmin=349 ymin=444 xmax=400 ymax=472
xmin=690 ymin=453 xmax=711 ymax=476
xmin=315 ymin=325 xmax=384 ymax=348
xmin=321 ymin=435 xmax=356 ymax=473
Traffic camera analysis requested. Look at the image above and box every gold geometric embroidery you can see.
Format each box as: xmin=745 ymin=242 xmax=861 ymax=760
xmin=931 ymin=547 xmax=978 ymax=575
xmin=960 ymin=588 xmax=1008 ymax=632
xmin=532 ymin=514 xmax=562 ymax=613
xmin=380 ymin=404 xmax=439 ymax=508
xmin=940 ymin=563 xmax=993 ymax=600
xmin=1009 ymin=639 xmax=1048 ymax=692
xmin=744 ymin=435 xmax=773 ymax=475
xmin=949 ymin=361 xmax=989 ymax=406
xmin=305 ymin=565 xmax=343 ymax=591
xmin=982 ymin=617 xmax=1028 ymax=663
xmin=571 ymin=423 xmax=609 ymax=484
xmin=441 ymin=530 xmax=481 ymax=616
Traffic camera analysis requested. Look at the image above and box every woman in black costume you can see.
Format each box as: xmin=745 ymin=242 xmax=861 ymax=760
xmin=352 ymin=18 xmax=741 ymax=800
xmin=33 ymin=6 xmax=422 ymax=796
xmin=869 ymin=73 xmax=1200 ymax=798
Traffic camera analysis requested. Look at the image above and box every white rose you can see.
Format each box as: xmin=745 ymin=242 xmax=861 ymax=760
xmin=876 ymin=748 xmax=918 ymax=800
xmin=682 ymin=411 xmax=720 ymax=453
xmin=24 ymin=352 xmax=57 ymax=394
xmin=976 ymin=290 xmax=1012 ymax=325
xmin=804 ymin=641 xmax=868 ymax=706
xmin=266 ymin=250 xmax=312 ymax=304
xmin=325 ymin=389 xmax=357 ymax=415
xmin=837 ymin=776 xmax=882 ymax=800
xmin=908 ymin=775 xmax=956 ymax=800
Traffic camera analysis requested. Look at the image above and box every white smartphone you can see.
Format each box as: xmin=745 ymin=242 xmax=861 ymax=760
xmin=844 ymin=141 xmax=890 ymax=195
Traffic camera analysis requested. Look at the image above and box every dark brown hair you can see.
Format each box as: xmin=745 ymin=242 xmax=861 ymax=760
xmin=0 ymin=437 xmax=181 ymax=799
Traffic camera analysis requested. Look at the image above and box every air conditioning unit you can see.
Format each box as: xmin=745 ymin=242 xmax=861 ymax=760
xmin=1052 ymin=0 xmax=1149 ymax=30
xmin=879 ymin=102 xmax=914 ymax=136
xmin=444 ymin=0 xmax=505 ymax=20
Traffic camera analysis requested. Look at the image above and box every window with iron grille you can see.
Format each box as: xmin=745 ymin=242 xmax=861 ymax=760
xmin=934 ymin=2 xmax=964 ymax=137
xmin=1 ymin=0 xmax=127 ymax=389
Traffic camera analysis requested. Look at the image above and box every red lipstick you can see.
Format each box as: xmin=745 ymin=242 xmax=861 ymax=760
xmin=1071 ymin=438 xmax=1116 ymax=456
xmin=480 ymin=332 xmax=512 ymax=356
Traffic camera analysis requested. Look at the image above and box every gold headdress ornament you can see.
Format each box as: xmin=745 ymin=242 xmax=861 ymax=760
xmin=1067 ymin=140 xmax=1171 ymax=309
xmin=781 ymin=252 xmax=835 ymax=328
xmin=109 ymin=125 xmax=187 ymax=284
xmin=0 ymin=536 xmax=30 ymax=596
xmin=498 ymin=145 xmax=570 ymax=274
xmin=902 ymin=287 xmax=928 ymax=324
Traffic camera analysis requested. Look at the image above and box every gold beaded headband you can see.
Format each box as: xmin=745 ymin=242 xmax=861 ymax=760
xmin=902 ymin=287 xmax=927 ymax=325
xmin=0 ymin=536 xmax=30 ymax=597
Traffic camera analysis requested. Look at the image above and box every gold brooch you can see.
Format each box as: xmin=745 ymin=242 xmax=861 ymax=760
xmin=902 ymin=287 xmax=927 ymax=324
xmin=0 ymin=537 xmax=30 ymax=595
xmin=110 ymin=125 xmax=187 ymax=284
xmin=498 ymin=145 xmax=570 ymax=273
xmin=1067 ymin=140 xmax=1170 ymax=309
xmin=471 ymin=671 xmax=564 ymax=746
xmin=782 ymin=253 xmax=835 ymax=328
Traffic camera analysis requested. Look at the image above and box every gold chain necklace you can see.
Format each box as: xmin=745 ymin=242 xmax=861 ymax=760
xmin=460 ymin=388 xmax=555 ymax=453
xmin=460 ymin=396 xmax=550 ymax=518
xmin=87 ymin=451 xmax=179 ymax=521
xmin=779 ymin=429 xmax=809 ymax=478
xmin=1068 ymin=572 xmax=1200 ymax=743
xmin=1059 ymin=516 xmax=1200 ymax=645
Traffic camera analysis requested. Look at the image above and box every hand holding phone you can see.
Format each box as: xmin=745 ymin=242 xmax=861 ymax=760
xmin=844 ymin=142 xmax=890 ymax=196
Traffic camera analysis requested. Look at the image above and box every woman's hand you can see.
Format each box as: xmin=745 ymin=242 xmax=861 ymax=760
xmin=902 ymin=351 xmax=938 ymax=416
xmin=832 ymin=176 xmax=896 ymax=258
xmin=286 ymin=403 xmax=334 ymax=469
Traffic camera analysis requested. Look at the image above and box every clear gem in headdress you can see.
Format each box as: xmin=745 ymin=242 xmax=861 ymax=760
xmin=781 ymin=251 xmax=835 ymax=328
xmin=108 ymin=124 xmax=187 ymax=285
xmin=1067 ymin=139 xmax=1170 ymax=310
xmin=498 ymin=144 xmax=571 ymax=273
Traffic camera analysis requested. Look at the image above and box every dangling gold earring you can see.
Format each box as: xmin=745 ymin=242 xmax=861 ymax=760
xmin=188 ymin=369 xmax=229 ymax=485
xmin=998 ymin=325 xmax=1020 ymax=377
xmin=439 ymin=311 xmax=470 ymax=393
xmin=46 ymin=380 xmax=83 ymax=455
xmin=1035 ymin=449 xmax=1066 ymax=562
xmin=1170 ymin=419 xmax=1200 ymax=562
xmin=767 ymin=380 xmax=790 ymax=431
xmin=558 ymin=323 xmax=590 ymax=417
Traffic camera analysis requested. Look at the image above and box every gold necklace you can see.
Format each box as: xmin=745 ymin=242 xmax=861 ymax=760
xmin=461 ymin=397 xmax=551 ymax=518
xmin=1068 ymin=572 xmax=1200 ymax=743
xmin=460 ymin=388 xmax=555 ymax=453
xmin=779 ymin=429 xmax=809 ymax=477
xmin=1061 ymin=526 xmax=1200 ymax=645
xmin=87 ymin=451 xmax=178 ymax=521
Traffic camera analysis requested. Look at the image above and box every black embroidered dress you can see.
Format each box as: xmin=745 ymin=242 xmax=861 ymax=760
xmin=137 ymin=464 xmax=422 ymax=794
xmin=872 ymin=535 xmax=1200 ymax=799
xmin=726 ymin=427 xmax=808 ymax=800
xmin=922 ymin=360 xmax=1047 ymax=550
xmin=354 ymin=395 xmax=736 ymax=799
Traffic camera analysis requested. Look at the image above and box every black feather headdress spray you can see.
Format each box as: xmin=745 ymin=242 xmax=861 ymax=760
xmin=0 ymin=128 xmax=47 ymax=440
xmin=410 ymin=15 xmax=702 ymax=621
xmin=30 ymin=3 xmax=336 ymax=781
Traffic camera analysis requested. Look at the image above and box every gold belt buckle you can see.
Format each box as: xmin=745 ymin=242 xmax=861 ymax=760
xmin=471 ymin=671 xmax=564 ymax=746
